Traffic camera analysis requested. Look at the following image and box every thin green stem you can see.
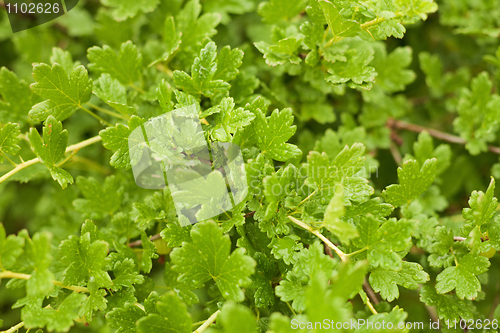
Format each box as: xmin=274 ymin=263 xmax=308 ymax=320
xmin=56 ymin=149 xmax=79 ymax=167
xmin=192 ymin=310 xmax=220 ymax=333
xmin=0 ymin=135 xmax=102 ymax=185
xmin=285 ymin=301 xmax=297 ymax=316
xmin=0 ymin=321 xmax=24 ymax=333
xmin=0 ymin=157 xmax=41 ymax=184
xmin=360 ymin=17 xmax=386 ymax=30
xmin=365 ymin=296 xmax=378 ymax=315
xmin=0 ymin=271 xmax=89 ymax=293
xmin=1 ymin=152 xmax=17 ymax=167
xmin=80 ymin=106 xmax=113 ymax=126
xmin=346 ymin=247 xmax=368 ymax=257
xmin=288 ymin=216 xmax=348 ymax=262
xmin=87 ymin=102 xmax=130 ymax=120
xmin=298 ymin=190 xmax=316 ymax=206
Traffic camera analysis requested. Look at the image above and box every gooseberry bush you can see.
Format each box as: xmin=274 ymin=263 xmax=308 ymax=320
xmin=1 ymin=0 xmax=500 ymax=332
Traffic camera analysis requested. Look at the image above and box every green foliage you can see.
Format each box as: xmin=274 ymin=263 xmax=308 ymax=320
xmin=28 ymin=116 xmax=74 ymax=188
xmin=1 ymin=0 xmax=500 ymax=332
xmin=30 ymin=63 xmax=92 ymax=122
xmin=170 ymin=221 xmax=256 ymax=302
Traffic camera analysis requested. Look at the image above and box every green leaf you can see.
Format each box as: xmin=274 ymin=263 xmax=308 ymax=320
xmin=268 ymin=313 xmax=306 ymax=333
xmin=344 ymin=198 xmax=394 ymax=219
xmin=353 ymin=216 xmax=414 ymax=270
xmin=88 ymin=41 xmax=143 ymax=86
xmin=305 ymin=272 xmax=351 ymax=328
xmin=60 ymin=221 xmax=113 ymax=288
xmin=249 ymin=252 xmax=277 ymax=308
xmin=435 ymin=253 xmax=490 ymax=300
xmin=23 ymin=292 xmax=87 ymax=332
xmin=214 ymin=46 xmax=244 ymax=82
xmin=219 ymin=301 xmax=258 ymax=333
xmin=372 ymin=46 xmax=416 ymax=93
xmin=175 ymin=0 xmax=221 ymax=53
xmin=25 ymin=232 xmax=55 ymax=297
xmin=0 ymin=223 xmax=24 ymax=271
xmin=160 ymin=224 xmax=191 ymax=248
xmin=407 ymin=131 xmax=451 ymax=176
xmin=330 ymin=261 xmax=368 ymax=300
xmin=163 ymin=262 xmax=199 ymax=305
xmin=463 ymin=177 xmax=497 ymax=228
xmin=28 ymin=116 xmax=74 ymax=188
xmin=107 ymin=303 xmax=146 ymax=333
xmin=325 ymin=49 xmax=377 ymax=90
xmin=94 ymin=74 xmax=134 ymax=116
xmin=170 ymin=221 xmax=256 ymax=301
xmin=138 ymin=231 xmax=159 ymax=274
xmin=212 ymin=97 xmax=255 ymax=141
xmin=253 ymin=107 xmax=301 ymax=161
xmin=0 ymin=67 xmax=33 ymax=124
xmin=80 ymin=285 xmax=108 ymax=322
xmin=99 ymin=116 xmax=146 ymax=169
xmin=50 ymin=47 xmax=79 ymax=74
xmin=276 ymin=242 xmax=336 ymax=312
xmin=419 ymin=285 xmax=474 ymax=322
xmin=427 ymin=226 xmax=456 ymax=268
xmin=136 ymin=293 xmax=191 ymax=333
xmin=133 ymin=188 xmax=175 ymax=228
xmin=323 ymin=185 xmax=358 ymax=244
xmin=150 ymin=17 xmax=182 ymax=66
xmin=73 ymin=175 xmax=124 ymax=218
xmin=111 ymin=258 xmax=145 ymax=290
xmin=305 ymin=143 xmax=371 ymax=203
xmin=382 ymin=158 xmax=437 ymax=207
xmin=369 ymin=262 xmax=429 ymax=302
xmin=254 ymin=38 xmax=303 ymax=66
xmin=173 ymin=42 xmax=230 ymax=97
xmin=269 ymin=235 xmax=303 ymax=265
xmin=170 ymin=171 xmax=234 ymax=222
xmin=29 ymin=63 xmax=92 ymax=122
xmin=0 ymin=123 xmax=21 ymax=162
xmin=319 ymin=0 xmax=361 ymax=38
xmin=101 ymin=0 xmax=160 ymax=20
xmin=453 ymin=72 xmax=500 ymax=155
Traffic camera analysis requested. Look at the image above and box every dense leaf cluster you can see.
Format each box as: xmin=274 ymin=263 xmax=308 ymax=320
xmin=1 ymin=0 xmax=500 ymax=332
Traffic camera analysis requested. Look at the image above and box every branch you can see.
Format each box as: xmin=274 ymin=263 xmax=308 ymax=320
xmin=387 ymin=118 xmax=500 ymax=154
xmin=363 ymin=278 xmax=380 ymax=305
xmin=0 ymin=271 xmax=90 ymax=293
xmin=360 ymin=17 xmax=386 ymax=30
xmin=193 ymin=310 xmax=220 ymax=333
xmin=288 ymin=216 xmax=348 ymax=262
xmin=0 ymin=135 xmax=102 ymax=184
xmin=0 ymin=321 xmax=24 ymax=333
